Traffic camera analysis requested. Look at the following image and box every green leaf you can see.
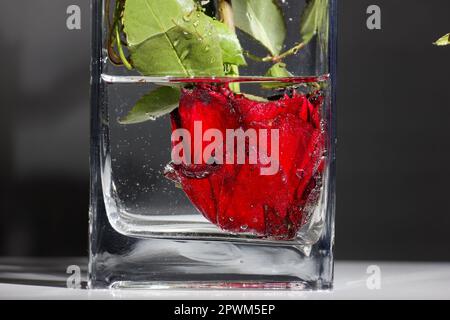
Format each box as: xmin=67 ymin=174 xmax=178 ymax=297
xmin=434 ymin=33 xmax=450 ymax=46
xmin=129 ymin=21 xmax=224 ymax=76
xmin=265 ymin=62 xmax=292 ymax=77
xmin=123 ymin=0 xmax=196 ymax=46
xmin=224 ymin=63 xmax=241 ymax=93
xmin=211 ymin=20 xmax=246 ymax=66
xmin=231 ymin=0 xmax=286 ymax=55
xmin=119 ymin=87 xmax=181 ymax=124
xmin=261 ymin=62 xmax=293 ymax=89
xmin=123 ymin=0 xmax=224 ymax=76
xmin=299 ymin=0 xmax=329 ymax=45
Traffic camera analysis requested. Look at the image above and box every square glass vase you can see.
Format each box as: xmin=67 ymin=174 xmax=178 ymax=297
xmin=89 ymin=0 xmax=337 ymax=290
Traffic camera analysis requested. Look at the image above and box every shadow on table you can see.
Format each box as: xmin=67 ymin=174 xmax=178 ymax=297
xmin=0 ymin=257 xmax=88 ymax=288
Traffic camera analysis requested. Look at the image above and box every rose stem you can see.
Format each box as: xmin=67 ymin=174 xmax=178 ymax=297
xmin=114 ymin=0 xmax=132 ymax=70
xmin=244 ymin=42 xmax=307 ymax=63
xmin=219 ymin=0 xmax=240 ymax=92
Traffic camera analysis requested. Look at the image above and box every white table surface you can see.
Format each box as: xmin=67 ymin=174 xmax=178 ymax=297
xmin=0 ymin=259 xmax=449 ymax=300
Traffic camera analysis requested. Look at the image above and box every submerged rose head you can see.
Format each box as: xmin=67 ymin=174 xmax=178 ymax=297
xmin=165 ymin=84 xmax=325 ymax=240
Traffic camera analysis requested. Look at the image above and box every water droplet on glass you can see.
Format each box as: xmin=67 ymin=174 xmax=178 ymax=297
xmin=240 ymin=225 xmax=248 ymax=231
xmin=180 ymin=49 xmax=189 ymax=60
xmin=182 ymin=15 xmax=191 ymax=22
xmin=193 ymin=20 xmax=199 ymax=27
xmin=182 ymin=31 xmax=192 ymax=40
xmin=205 ymin=46 xmax=210 ymax=52
xmin=145 ymin=112 xmax=156 ymax=121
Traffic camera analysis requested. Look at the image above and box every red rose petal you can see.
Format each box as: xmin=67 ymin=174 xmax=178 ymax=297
xmin=167 ymin=84 xmax=325 ymax=240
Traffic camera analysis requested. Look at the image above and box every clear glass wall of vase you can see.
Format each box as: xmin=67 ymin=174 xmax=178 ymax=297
xmin=89 ymin=0 xmax=337 ymax=290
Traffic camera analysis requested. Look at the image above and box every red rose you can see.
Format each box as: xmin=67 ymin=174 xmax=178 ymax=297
xmin=166 ymin=84 xmax=325 ymax=240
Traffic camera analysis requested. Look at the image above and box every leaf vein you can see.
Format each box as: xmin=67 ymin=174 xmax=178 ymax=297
xmin=141 ymin=0 xmax=190 ymax=76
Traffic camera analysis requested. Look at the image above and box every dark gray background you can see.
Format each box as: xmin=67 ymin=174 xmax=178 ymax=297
xmin=0 ymin=0 xmax=449 ymax=260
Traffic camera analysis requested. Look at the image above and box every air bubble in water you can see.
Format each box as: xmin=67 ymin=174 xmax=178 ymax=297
xmin=296 ymin=169 xmax=305 ymax=179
